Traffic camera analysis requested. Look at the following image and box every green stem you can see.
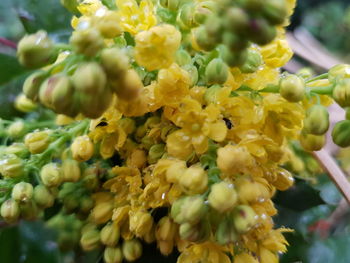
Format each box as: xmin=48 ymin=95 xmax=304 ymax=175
xmin=259 ymin=85 xmax=280 ymax=93
xmin=306 ymin=73 xmax=328 ymax=84
xmin=55 ymin=43 xmax=72 ymax=51
xmin=307 ymin=85 xmax=334 ymax=95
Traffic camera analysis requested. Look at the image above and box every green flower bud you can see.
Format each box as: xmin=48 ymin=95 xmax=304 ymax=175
xmin=70 ymin=28 xmax=104 ymax=57
xmin=223 ymin=32 xmax=248 ymax=52
xmin=7 ymin=121 xmax=26 ymax=138
xmin=176 ymin=50 xmax=192 ymax=66
xmin=279 ymin=74 xmax=305 ymax=102
xmin=239 ymin=49 xmax=263 ymax=74
xmin=101 ymin=223 xmax=120 ymax=246
xmin=262 ymin=0 xmax=288 ymax=25
xmin=179 ymin=219 xmax=210 ymax=242
xmin=12 ymin=182 xmax=33 ymax=202
xmin=208 ymin=181 xmax=237 ymax=213
xmin=204 ymin=84 xmax=221 ymax=104
xmin=90 ymin=201 xmax=113 ymax=224
xmin=205 ymin=58 xmax=229 ymax=85
xmin=232 ymin=205 xmax=257 ymax=233
xmin=179 ymin=165 xmax=208 ymax=195
xmin=160 ymin=0 xmax=182 ymax=11
xmin=100 ymin=48 xmax=129 ymax=78
xmin=23 ymin=71 xmax=48 ymax=101
xmin=0 ymin=154 xmax=25 ymax=178
xmin=80 ymin=196 xmax=94 ymax=214
xmin=15 ymin=94 xmax=38 ymax=113
xmin=328 ymin=64 xmax=350 ymax=83
xmin=297 ymin=67 xmax=314 ymax=79
xmin=215 ymin=219 xmax=238 ymax=245
xmin=81 ymin=166 xmax=100 ymax=190
xmin=156 ymin=216 xmax=177 ymax=242
xmin=4 ymin=143 xmax=29 ymax=159
xmin=220 ymin=45 xmax=247 ymax=67
xmin=80 ymin=228 xmax=101 ymax=251
xmin=104 ymin=246 xmax=123 ymax=263
xmin=78 ymin=87 xmax=113 ymax=119
xmin=93 ymin=10 xmax=122 ymax=38
xmin=332 ymin=120 xmax=350 ymax=147
xmin=20 ymin=200 xmax=39 ymax=220
xmin=205 ymin=15 xmax=223 ymax=42
xmin=182 ymin=64 xmax=198 ymax=87
xmin=303 ymin=105 xmax=330 ymax=135
xmin=62 ymin=159 xmax=81 ymax=182
xmin=72 ymin=62 xmax=107 ymax=94
xmin=147 ymin=144 xmax=165 ymax=164
xmin=71 ymin=135 xmax=94 ymax=162
xmin=193 ymin=26 xmax=217 ymax=51
xmin=63 ymin=194 xmax=80 ymax=213
xmin=24 ymin=130 xmax=50 ymax=154
xmin=333 ymin=79 xmax=350 ymax=107
xmin=178 ymin=3 xmax=197 ymax=28
xmin=247 ymin=18 xmax=277 ymax=46
xmin=193 ymin=1 xmax=217 ymax=24
xmin=17 ymin=31 xmax=57 ymax=69
xmin=300 ymin=132 xmax=326 ymax=151
xmin=60 ymin=0 xmax=79 ymax=13
xmin=33 ymin=185 xmax=55 ymax=208
xmin=224 ymin=7 xmax=249 ymax=34
xmin=40 ymin=163 xmax=63 ymax=187
xmin=171 ymin=196 xmax=207 ymax=225
xmin=122 ymin=239 xmax=143 ymax=262
xmin=1 ymin=199 xmax=20 ymax=222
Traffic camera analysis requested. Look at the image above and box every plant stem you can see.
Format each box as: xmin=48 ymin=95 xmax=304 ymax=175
xmin=306 ymin=73 xmax=328 ymax=84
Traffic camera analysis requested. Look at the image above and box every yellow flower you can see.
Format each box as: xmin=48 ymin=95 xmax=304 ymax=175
xmin=135 ymin=25 xmax=181 ymax=71
xmin=155 ymin=64 xmax=191 ymax=107
xmin=177 ymin=243 xmax=231 ymax=263
xmin=116 ymin=0 xmax=157 ymax=35
xmin=233 ymin=253 xmax=259 ymax=263
xmin=261 ymin=37 xmax=293 ymax=68
xmin=77 ymin=0 xmax=103 ymax=16
xmin=166 ymin=97 xmax=227 ymax=158
xmin=259 ymin=246 xmax=279 ymax=263
xmin=261 ymin=228 xmax=292 ymax=253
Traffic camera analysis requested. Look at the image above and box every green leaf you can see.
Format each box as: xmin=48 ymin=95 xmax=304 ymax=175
xmin=0 ymin=53 xmax=29 ymax=85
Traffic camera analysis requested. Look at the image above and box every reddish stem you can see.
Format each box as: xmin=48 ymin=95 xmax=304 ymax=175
xmin=0 ymin=38 xmax=17 ymax=49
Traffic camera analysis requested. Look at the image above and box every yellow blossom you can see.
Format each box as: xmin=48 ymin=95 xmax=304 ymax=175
xmin=261 ymin=38 xmax=293 ymax=68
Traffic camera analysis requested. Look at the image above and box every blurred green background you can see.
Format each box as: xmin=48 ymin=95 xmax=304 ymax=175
xmin=1 ymin=0 xmax=350 ymax=262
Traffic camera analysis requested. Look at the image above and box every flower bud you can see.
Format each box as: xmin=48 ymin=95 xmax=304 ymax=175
xmin=175 ymin=49 xmax=192 ymax=66
xmin=156 ymin=216 xmax=177 ymax=242
xmin=333 ymin=79 xmax=350 ymax=107
xmin=72 ymin=62 xmax=107 ymax=95
xmin=20 ymin=200 xmax=39 ymax=220
xmin=90 ymin=201 xmax=113 ymax=224
xmin=205 ymin=14 xmax=223 ymax=42
xmin=4 ymin=143 xmax=29 ymax=159
xmin=178 ymin=3 xmax=197 ymax=28
xmin=193 ymin=1 xmax=217 ymax=24
xmin=220 ymin=46 xmax=247 ymax=67
xmin=303 ymin=105 xmax=329 ymax=135
xmin=12 ymin=182 xmax=33 ymax=202
xmin=262 ymin=0 xmax=288 ymax=25
xmin=215 ymin=219 xmax=238 ymax=245
xmin=110 ymin=69 xmax=142 ymax=101
xmin=129 ymin=210 xmax=154 ymax=237
xmin=81 ymin=166 xmax=100 ymax=190
xmin=7 ymin=121 xmax=26 ymax=138
xmin=100 ymin=223 xmax=120 ymax=246
xmin=332 ymin=120 xmax=350 ymax=147
xmin=224 ymin=7 xmax=249 ymax=34
xmin=193 ymin=26 xmax=217 ymax=51
xmin=179 ymin=219 xmax=210 ymax=242
xmin=24 ymin=130 xmax=50 ymax=154
xmin=71 ymin=135 xmax=94 ymax=162
xmin=300 ymin=132 xmax=325 ymax=151
xmin=166 ymin=160 xmax=186 ymax=183
xmin=328 ymin=64 xmax=350 ymax=83
xmin=147 ymin=144 xmax=165 ymax=164
xmin=122 ymin=239 xmax=143 ymax=262
xmin=78 ymin=87 xmax=113 ymax=119
xmin=239 ymin=49 xmax=263 ymax=74
xmin=70 ymin=28 xmax=104 ymax=57
xmin=126 ymin=149 xmax=147 ymax=169
xmin=247 ymin=18 xmax=277 ymax=45
xmin=232 ymin=205 xmax=257 ymax=233
xmin=182 ymin=64 xmax=199 ymax=87
xmin=208 ymin=181 xmax=237 ymax=213
xmin=23 ymin=71 xmax=48 ymax=101
xmin=0 ymin=199 xmax=20 ymax=223
xmin=279 ymin=74 xmax=305 ymax=102
xmin=33 ymin=185 xmax=55 ymax=208
xmin=80 ymin=228 xmax=100 ymax=251
xmin=222 ymin=32 xmax=248 ymax=52
xmin=63 ymin=195 xmax=80 ymax=213
xmin=205 ymin=58 xmax=229 ymax=85
xmin=0 ymin=154 xmax=25 ymax=178
xmin=60 ymin=0 xmax=79 ymax=13
xmin=272 ymin=167 xmax=294 ymax=191
xmin=100 ymin=48 xmax=129 ymax=78
xmin=62 ymin=159 xmax=81 ymax=182
xmin=104 ymin=246 xmax=123 ymax=263
xmin=15 ymin=94 xmax=38 ymax=113
xmin=171 ymin=196 xmax=207 ymax=225
xmin=17 ymin=31 xmax=57 ymax=69
xmin=234 ymin=253 xmax=258 ymax=263
xmin=158 ymin=240 xmax=174 ymax=256
xmin=80 ymin=196 xmax=94 ymax=214
xmin=40 ymin=163 xmax=63 ymax=187
xmin=297 ymin=67 xmax=314 ymax=79
xmin=179 ymin=165 xmax=208 ymax=195
xmin=93 ymin=10 xmax=122 ymax=38
xmin=160 ymin=0 xmax=181 ymax=11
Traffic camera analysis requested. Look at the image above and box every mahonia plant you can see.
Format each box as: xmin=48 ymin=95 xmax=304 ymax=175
xmin=1 ymin=0 xmax=350 ymax=262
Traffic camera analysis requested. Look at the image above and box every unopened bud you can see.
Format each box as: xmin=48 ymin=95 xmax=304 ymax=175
xmin=71 ymin=135 xmax=94 ymax=162
xmin=20 ymin=200 xmax=39 ymax=220
xmin=225 ymin=7 xmax=249 ymax=34
xmin=17 ymin=31 xmax=57 ymax=69
xmin=80 ymin=228 xmax=100 ymax=251
xmin=300 ymin=132 xmax=326 ymax=151
xmin=40 ymin=163 xmax=63 ymax=187
xmin=81 ymin=166 xmax=100 ymax=190
xmin=179 ymin=165 xmax=208 ymax=195
xmin=104 ymin=246 xmax=123 ymax=263
xmin=147 ymin=144 xmax=165 ymax=164
xmin=297 ymin=68 xmax=314 ymax=79
xmin=93 ymin=10 xmax=122 ymax=38
xmin=193 ymin=26 xmax=217 ymax=51
xmin=90 ymin=201 xmax=113 ymax=224
xmin=7 ymin=121 xmax=26 ymax=138
xmin=24 ymin=130 xmax=50 ymax=154
xmin=129 ymin=210 xmax=154 ymax=237
xmin=72 ymin=62 xmax=107 ymax=94
xmin=332 ymin=120 xmax=350 ymax=147
xmin=215 ymin=219 xmax=238 ymax=245
xmin=272 ymin=167 xmax=294 ymax=191
xmin=208 ymin=181 xmax=237 ymax=213
xmin=0 ymin=199 xmax=20 ymax=223
xmin=175 ymin=49 xmax=192 ymax=66
xmin=122 ymin=239 xmax=143 ymax=262
xmin=156 ymin=216 xmax=177 ymax=242
xmin=223 ymin=32 xmax=248 ymax=52
xmin=101 ymin=223 xmax=120 ymax=246
xmin=220 ymin=45 xmax=247 ymax=67
xmin=179 ymin=219 xmax=210 ymax=242
xmin=328 ymin=64 xmax=350 ymax=83
xmin=279 ymin=74 xmax=305 ymax=102
xmin=62 ymin=159 xmax=81 ymax=182
xmin=171 ymin=196 xmax=207 ymax=225
xmin=166 ymin=160 xmax=186 ymax=183
xmin=23 ymin=71 xmax=48 ymax=101
xmin=158 ymin=240 xmax=174 ymax=256
xmin=4 ymin=143 xmax=29 ymax=159
xmin=247 ymin=18 xmax=277 ymax=45
xmin=60 ymin=0 xmax=79 ymax=13
xmin=70 ymin=28 xmax=104 ymax=57
xmin=111 ymin=69 xmax=142 ymax=101
xmin=239 ymin=49 xmax=262 ymax=74
xmin=80 ymin=196 xmax=94 ymax=214
xmin=63 ymin=194 xmax=80 ymax=213
xmin=205 ymin=15 xmax=223 ymax=42
xmin=101 ymin=47 xmax=129 ymax=78
xmin=12 ymin=182 xmax=33 ymax=202
xmin=33 ymin=185 xmax=55 ymax=208
xmin=205 ymin=58 xmax=229 ymax=85
xmin=232 ymin=205 xmax=257 ymax=233
xmin=178 ymin=3 xmax=197 ymax=28
xmin=303 ymin=105 xmax=329 ymax=135
xmin=262 ymin=0 xmax=288 ymax=25
xmin=15 ymin=94 xmax=37 ymax=113
xmin=333 ymin=79 xmax=350 ymax=107
xmin=0 ymin=154 xmax=25 ymax=178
